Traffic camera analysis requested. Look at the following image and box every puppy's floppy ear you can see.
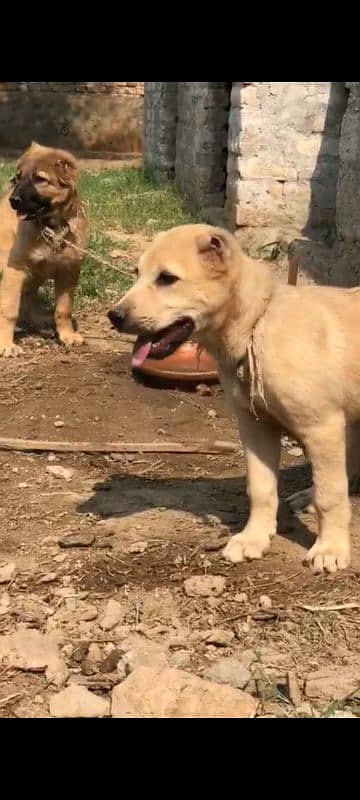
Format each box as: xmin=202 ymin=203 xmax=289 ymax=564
xmin=16 ymin=141 xmax=43 ymax=169
xmin=196 ymin=231 xmax=230 ymax=272
xmin=54 ymin=151 xmax=78 ymax=187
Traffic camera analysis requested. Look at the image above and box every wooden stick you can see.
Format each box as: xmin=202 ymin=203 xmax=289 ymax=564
xmin=288 ymin=255 xmax=299 ymax=286
xmin=298 ymin=602 xmax=360 ymax=613
xmin=0 ymin=437 xmax=238 ymax=455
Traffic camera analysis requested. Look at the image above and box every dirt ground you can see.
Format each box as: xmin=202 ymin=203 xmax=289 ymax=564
xmin=1 ymin=311 xmax=360 ymax=717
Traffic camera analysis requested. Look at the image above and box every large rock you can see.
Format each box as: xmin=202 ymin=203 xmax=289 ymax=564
xmin=49 ymin=685 xmax=110 ymax=718
xmin=0 ymin=629 xmax=59 ymax=671
xmin=305 ymin=666 xmax=360 ymax=701
xmin=111 ymin=666 xmax=258 ymax=718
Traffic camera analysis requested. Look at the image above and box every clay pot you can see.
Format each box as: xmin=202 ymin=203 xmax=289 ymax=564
xmin=132 ymin=340 xmax=218 ymax=385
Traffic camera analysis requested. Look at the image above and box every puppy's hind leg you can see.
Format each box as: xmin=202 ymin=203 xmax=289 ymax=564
xmin=304 ymin=413 xmax=351 ymax=573
xmin=287 ymin=420 xmax=360 ymax=516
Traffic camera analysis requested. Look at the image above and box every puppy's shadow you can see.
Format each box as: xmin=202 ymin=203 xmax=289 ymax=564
xmin=77 ymin=462 xmax=315 ymax=550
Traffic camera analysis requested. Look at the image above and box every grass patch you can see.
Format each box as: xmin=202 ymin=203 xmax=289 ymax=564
xmin=0 ymin=162 xmax=200 ymax=306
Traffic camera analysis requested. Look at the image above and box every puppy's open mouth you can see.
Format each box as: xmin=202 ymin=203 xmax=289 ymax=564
xmin=16 ymin=208 xmax=46 ymax=222
xmin=132 ymin=318 xmax=194 ymax=368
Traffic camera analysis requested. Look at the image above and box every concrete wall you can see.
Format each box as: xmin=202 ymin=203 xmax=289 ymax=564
xmin=0 ymin=82 xmax=144 ymax=155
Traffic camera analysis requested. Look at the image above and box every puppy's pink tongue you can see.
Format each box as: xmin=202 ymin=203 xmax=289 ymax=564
xmin=17 ymin=212 xmax=27 ymax=221
xmin=132 ymin=341 xmax=151 ymax=368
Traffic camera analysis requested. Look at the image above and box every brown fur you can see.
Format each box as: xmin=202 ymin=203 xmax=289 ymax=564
xmin=109 ymin=223 xmax=360 ymax=573
xmin=0 ymin=142 xmax=89 ymax=356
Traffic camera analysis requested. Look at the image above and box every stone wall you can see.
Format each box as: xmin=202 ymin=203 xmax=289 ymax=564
xmin=143 ymin=81 xmax=351 ymax=244
xmin=0 ymin=82 xmax=144 ymax=155
xmin=143 ymin=83 xmax=178 ymax=177
xmin=329 ymin=83 xmax=360 ymax=286
xmin=143 ymin=82 xmax=231 ymax=208
xmin=226 ymin=82 xmax=347 ymax=242
xmin=175 ymin=82 xmax=231 ymax=208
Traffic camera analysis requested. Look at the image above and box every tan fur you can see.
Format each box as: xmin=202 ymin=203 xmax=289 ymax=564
xmin=110 ymin=223 xmax=360 ymax=573
xmin=0 ymin=142 xmax=89 ymax=356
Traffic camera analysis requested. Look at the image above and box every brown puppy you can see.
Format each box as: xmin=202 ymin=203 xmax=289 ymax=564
xmin=109 ymin=223 xmax=360 ymax=574
xmin=0 ymin=142 xmax=89 ymax=356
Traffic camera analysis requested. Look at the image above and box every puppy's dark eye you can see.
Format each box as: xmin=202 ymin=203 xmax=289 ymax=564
xmin=156 ymin=271 xmax=179 ymax=287
xmin=35 ymin=174 xmax=48 ymax=183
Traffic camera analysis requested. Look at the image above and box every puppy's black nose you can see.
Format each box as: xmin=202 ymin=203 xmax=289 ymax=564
xmin=108 ymin=308 xmax=125 ymax=331
xmin=10 ymin=195 xmax=21 ymax=210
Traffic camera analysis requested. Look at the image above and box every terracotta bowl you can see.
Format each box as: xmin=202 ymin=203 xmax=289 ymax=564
xmin=132 ymin=340 xmax=218 ymax=385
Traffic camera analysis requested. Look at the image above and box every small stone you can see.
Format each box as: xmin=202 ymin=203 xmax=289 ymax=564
xmin=204 ymin=514 xmax=222 ymax=527
xmin=54 ymin=553 xmax=67 ymax=563
xmin=288 ymin=446 xmax=303 ymax=457
xmin=286 ymin=670 xmax=302 ymax=707
xmin=46 ymin=465 xmax=74 ymax=482
xmin=49 ymin=685 xmax=110 ymax=718
xmin=203 ymin=537 xmax=229 ymax=552
xmin=38 ymin=572 xmax=57 ymax=584
xmin=0 ymin=561 xmax=17 ymax=584
xmin=205 ymin=629 xmax=234 ymax=647
xmin=196 ymin=383 xmax=213 ymax=396
xmin=208 ymin=409 xmax=217 ymax=419
xmin=18 ymin=482 xmax=29 ymax=489
xmin=234 ymin=592 xmax=248 ymax=604
xmin=259 ymin=595 xmax=272 ymax=610
xmin=111 ymin=667 xmax=257 ymax=718
xmin=329 ymin=710 xmax=358 ymax=718
xmin=127 ymin=541 xmax=148 ymax=554
xmin=47 ymin=453 xmax=57 ymax=462
xmin=184 ymin=575 xmax=226 ymax=598
xmin=100 ymin=648 xmax=123 ymax=673
xmin=100 ymin=599 xmax=123 ymax=631
xmin=72 ymin=643 xmax=89 ymax=663
xmin=80 ymin=605 xmax=98 ymax=622
xmin=34 ymin=694 xmax=44 ymax=705
xmin=54 ymin=420 xmax=64 ymax=428
xmin=81 ymin=659 xmax=96 ymax=676
xmin=59 ymin=532 xmax=95 ymax=548
xmin=169 ymin=650 xmax=192 ymax=669
xmin=296 ymin=701 xmax=318 ymax=717
xmin=204 ymin=657 xmax=251 ymax=689
xmin=45 ymin=656 xmax=69 ymax=688
xmin=88 ymin=643 xmax=103 ymax=664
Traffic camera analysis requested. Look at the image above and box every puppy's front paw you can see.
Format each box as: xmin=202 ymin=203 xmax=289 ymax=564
xmin=306 ymin=538 xmax=351 ymax=573
xmin=222 ymin=529 xmax=271 ymax=563
xmin=59 ymin=331 xmax=84 ymax=347
xmin=0 ymin=343 xmax=24 ymax=358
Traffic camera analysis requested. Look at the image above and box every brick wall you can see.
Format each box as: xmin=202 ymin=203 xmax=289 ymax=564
xmin=0 ymin=82 xmax=144 ymax=155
